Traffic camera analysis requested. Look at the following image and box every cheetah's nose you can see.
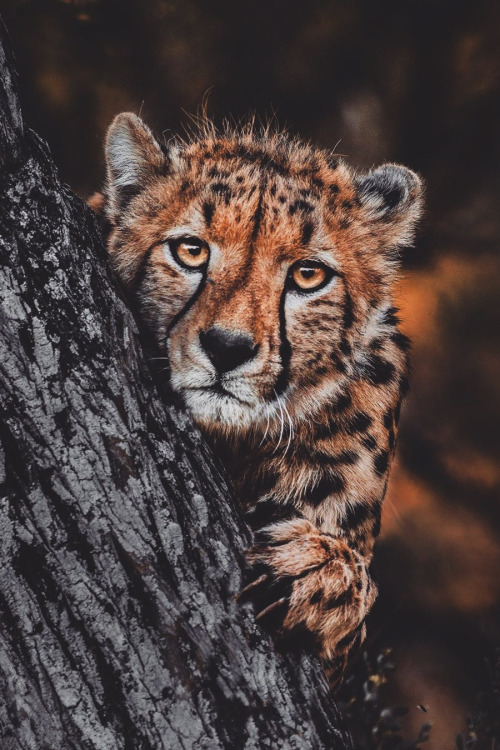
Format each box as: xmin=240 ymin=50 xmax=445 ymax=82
xmin=199 ymin=327 xmax=258 ymax=374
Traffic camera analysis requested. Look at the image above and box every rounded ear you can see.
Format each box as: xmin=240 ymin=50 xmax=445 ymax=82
xmin=105 ymin=112 xmax=167 ymax=216
xmin=356 ymin=164 xmax=422 ymax=217
xmin=355 ymin=163 xmax=423 ymax=253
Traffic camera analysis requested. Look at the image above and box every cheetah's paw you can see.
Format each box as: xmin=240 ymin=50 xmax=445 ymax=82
xmin=239 ymin=518 xmax=374 ymax=663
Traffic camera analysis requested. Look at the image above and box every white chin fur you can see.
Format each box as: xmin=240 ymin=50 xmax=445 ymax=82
xmin=181 ymin=387 xmax=265 ymax=428
xmin=170 ymin=363 xmax=270 ymax=428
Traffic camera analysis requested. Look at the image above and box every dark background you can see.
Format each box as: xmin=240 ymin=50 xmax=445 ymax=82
xmin=3 ymin=1 xmax=500 ymax=746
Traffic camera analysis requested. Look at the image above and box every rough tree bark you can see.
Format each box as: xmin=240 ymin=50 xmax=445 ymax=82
xmin=0 ymin=20 xmax=352 ymax=750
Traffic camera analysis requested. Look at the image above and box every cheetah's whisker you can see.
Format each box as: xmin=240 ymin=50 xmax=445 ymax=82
xmin=281 ymin=397 xmax=294 ymax=456
xmin=259 ymin=404 xmax=271 ymax=446
xmin=272 ymin=390 xmax=285 ymax=454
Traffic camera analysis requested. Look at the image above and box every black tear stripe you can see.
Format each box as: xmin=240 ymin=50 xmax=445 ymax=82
xmin=273 ymin=283 xmax=292 ymax=397
xmin=165 ymin=266 xmax=208 ymax=338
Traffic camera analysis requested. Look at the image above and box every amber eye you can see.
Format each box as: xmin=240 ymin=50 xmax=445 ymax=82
xmin=289 ymin=261 xmax=332 ymax=292
xmin=171 ymin=237 xmax=209 ymax=269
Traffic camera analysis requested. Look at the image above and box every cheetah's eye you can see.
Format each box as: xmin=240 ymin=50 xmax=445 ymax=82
xmin=170 ymin=237 xmax=209 ymax=270
xmin=289 ymin=261 xmax=333 ymax=292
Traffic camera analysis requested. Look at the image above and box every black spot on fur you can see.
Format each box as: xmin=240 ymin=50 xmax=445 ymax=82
xmin=202 ymin=202 xmax=214 ymax=227
xmin=383 ymin=307 xmax=400 ymax=326
xmin=338 ymin=450 xmax=359 ymax=466
xmin=289 ymin=199 xmax=314 ymax=216
xmin=325 ymin=588 xmax=352 ymax=610
xmin=315 ymin=421 xmax=341 ymax=443
xmin=334 ymin=391 xmax=352 ymax=413
xmin=362 ymin=434 xmax=377 ymax=451
xmin=310 ymin=589 xmax=323 ymax=605
xmin=366 ymin=355 xmax=396 ymax=385
xmin=339 ymin=339 xmax=352 ymax=356
xmin=374 ymin=450 xmax=389 ymax=475
xmin=301 ymin=221 xmax=314 ymax=246
xmin=391 ymin=331 xmax=411 ymax=352
xmin=313 ymin=448 xmax=358 ymax=468
xmin=340 ymin=502 xmax=371 ymax=531
xmin=369 ymin=337 xmax=384 ymax=352
xmin=394 ymin=402 xmax=401 ymax=424
xmin=343 ymin=288 xmax=355 ymax=329
xmin=245 ymin=499 xmax=294 ymax=531
xmin=383 ymin=185 xmax=404 ymax=209
xmin=347 ymin=412 xmax=372 ymax=434
xmin=307 ymin=474 xmax=345 ymax=506
xmin=330 ymin=351 xmax=347 ymax=373
xmin=340 ymin=547 xmax=351 ymax=563
xmin=342 ymin=200 xmax=353 ymax=211
xmin=210 ymin=182 xmax=233 ymax=202
xmin=388 ymin=427 xmax=395 ymax=451
xmin=400 ymin=370 xmax=411 ymax=396
xmin=383 ymin=410 xmax=393 ymax=429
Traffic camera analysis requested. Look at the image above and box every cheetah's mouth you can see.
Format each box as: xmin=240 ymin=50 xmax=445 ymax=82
xmin=188 ymin=383 xmax=252 ymax=406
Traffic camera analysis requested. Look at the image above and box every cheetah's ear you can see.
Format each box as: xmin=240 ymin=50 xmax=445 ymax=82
xmin=104 ymin=112 xmax=167 ymax=218
xmin=355 ymin=164 xmax=423 ymax=250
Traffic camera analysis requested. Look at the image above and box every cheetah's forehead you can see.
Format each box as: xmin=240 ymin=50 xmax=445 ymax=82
xmin=157 ymin=135 xmax=356 ymax=263
xmin=177 ymin=134 xmax=353 ymax=202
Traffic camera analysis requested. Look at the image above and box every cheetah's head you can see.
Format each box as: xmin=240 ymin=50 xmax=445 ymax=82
xmin=98 ymin=113 xmax=422 ymax=440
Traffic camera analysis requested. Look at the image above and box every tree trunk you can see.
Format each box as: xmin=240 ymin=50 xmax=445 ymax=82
xmin=0 ymin=19 xmax=351 ymax=750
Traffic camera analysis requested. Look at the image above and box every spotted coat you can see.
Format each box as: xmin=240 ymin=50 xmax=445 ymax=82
xmin=90 ymin=113 xmax=422 ymax=688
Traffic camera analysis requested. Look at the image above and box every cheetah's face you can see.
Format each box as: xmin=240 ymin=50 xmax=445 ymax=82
xmin=103 ymin=114 xmax=422 ymax=437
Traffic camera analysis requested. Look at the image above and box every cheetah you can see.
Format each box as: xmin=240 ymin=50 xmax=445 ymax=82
xmin=90 ymin=112 xmax=422 ymax=687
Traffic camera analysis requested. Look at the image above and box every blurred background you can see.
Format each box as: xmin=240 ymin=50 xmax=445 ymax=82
xmin=3 ymin=0 xmax=500 ymax=746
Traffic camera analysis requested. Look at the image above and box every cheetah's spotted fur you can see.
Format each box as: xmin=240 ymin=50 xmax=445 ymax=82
xmin=91 ymin=113 xmax=422 ymax=688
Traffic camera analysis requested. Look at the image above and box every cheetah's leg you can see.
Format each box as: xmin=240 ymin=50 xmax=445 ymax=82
xmin=239 ymin=518 xmax=376 ymax=689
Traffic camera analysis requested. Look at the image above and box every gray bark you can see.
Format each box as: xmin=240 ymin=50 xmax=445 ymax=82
xmin=0 ymin=19 xmax=351 ymax=750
